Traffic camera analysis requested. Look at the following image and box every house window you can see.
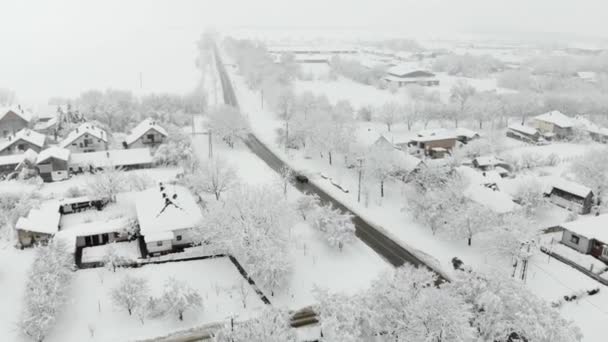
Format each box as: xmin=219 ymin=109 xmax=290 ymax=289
xmin=602 ymin=247 xmax=608 ymax=257
xmin=114 ymin=232 xmax=119 ymax=238
xmin=156 ymin=241 xmax=163 ymax=246
xmin=17 ymin=144 xmax=26 ymax=151
xmin=147 ymin=134 xmax=155 ymax=142
xmin=72 ymin=143 xmax=77 ymax=146
xmin=570 ymin=235 xmax=580 ymax=245
xmin=176 ymin=235 xmax=182 ymax=241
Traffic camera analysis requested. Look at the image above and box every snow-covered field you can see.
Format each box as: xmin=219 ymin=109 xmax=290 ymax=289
xmin=46 ymin=258 xmax=265 ymax=342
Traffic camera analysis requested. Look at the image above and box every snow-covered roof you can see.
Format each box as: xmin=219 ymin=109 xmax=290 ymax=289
xmin=36 ymin=147 xmax=70 ymax=164
xmin=58 ymin=196 xmax=94 ymax=205
xmin=561 ymin=214 xmax=608 ymax=243
xmin=387 ymin=64 xmax=433 ymax=78
xmin=533 ymin=111 xmax=574 ymax=128
xmin=70 ymin=148 xmax=152 ymax=169
xmin=124 ymin=118 xmax=168 ymax=146
xmin=60 ymin=122 xmax=108 ymax=148
xmin=144 ymin=231 xmax=175 ymax=242
xmin=55 ymin=217 xmax=133 ymax=250
xmin=573 ymin=116 xmax=608 ymax=136
xmin=410 ymin=133 xmax=457 ymax=143
xmin=508 ymin=123 xmax=538 ymax=136
xmin=399 ymin=153 xmax=423 ymax=172
xmin=0 ymin=129 xmax=46 ymax=153
xmin=465 ymin=184 xmax=518 ymax=213
xmin=474 ymin=156 xmax=504 ymax=167
xmin=453 ymin=127 xmax=480 ymax=139
xmin=34 ymin=117 xmax=58 ymax=131
xmin=135 ymin=184 xmax=203 ymax=236
xmin=549 ymin=178 xmax=593 ymax=198
xmin=0 ymin=106 xmax=32 ymax=123
xmin=15 ymin=201 xmax=61 ymax=234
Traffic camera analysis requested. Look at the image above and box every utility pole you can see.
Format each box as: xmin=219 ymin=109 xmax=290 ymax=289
xmin=357 ymin=158 xmax=363 ymax=203
xmin=208 ymin=130 xmax=213 ymax=159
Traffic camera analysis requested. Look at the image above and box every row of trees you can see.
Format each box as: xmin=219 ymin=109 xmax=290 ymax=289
xmin=110 ymin=275 xmax=202 ymax=323
xmin=316 ymin=265 xmax=582 ymax=342
xmin=432 ymin=53 xmax=505 ymax=77
xmin=20 ymin=241 xmax=74 ymax=342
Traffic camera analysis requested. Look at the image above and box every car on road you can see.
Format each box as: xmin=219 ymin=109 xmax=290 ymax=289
xmin=294 ymin=174 xmax=309 ymax=183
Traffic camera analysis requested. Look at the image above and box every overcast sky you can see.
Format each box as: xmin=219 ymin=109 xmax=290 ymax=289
xmin=1 ymin=0 xmax=607 ymax=104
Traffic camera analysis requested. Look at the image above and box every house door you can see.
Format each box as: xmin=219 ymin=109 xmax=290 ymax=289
xmin=101 ymin=233 xmax=109 ymax=244
xmin=84 ymin=236 xmax=92 ymax=247
xmin=91 ymin=235 xmax=99 ymax=246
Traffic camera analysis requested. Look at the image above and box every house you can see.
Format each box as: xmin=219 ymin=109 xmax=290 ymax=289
xmin=546 ymin=178 xmax=594 ymax=215
xmin=16 ymin=201 xmax=61 ymax=247
xmin=35 ymin=147 xmax=71 ymax=182
xmin=0 ymin=106 xmax=31 ymax=138
xmin=560 ymin=214 xmax=608 ymax=262
xmin=472 ymin=156 xmax=511 ymax=176
xmin=573 ymin=115 xmax=608 ymax=143
xmin=506 ymin=123 xmax=542 ymax=143
xmin=56 ymin=217 xmax=133 ymax=249
xmin=123 ymin=118 xmax=168 ymax=149
xmin=135 ymin=184 xmax=203 ymax=256
xmin=60 ymin=123 xmax=108 ymax=153
xmin=383 ymin=64 xmax=439 ymax=87
xmin=0 ymin=129 xmax=46 ymax=156
xmin=407 ymin=132 xmax=458 ymax=159
xmin=532 ymin=111 xmax=574 ymax=139
xmin=453 ymin=127 xmax=480 ymax=144
xmin=34 ymin=117 xmax=58 ymax=136
xmin=68 ymin=148 xmax=153 ymax=173
xmin=0 ymin=150 xmax=37 ymax=178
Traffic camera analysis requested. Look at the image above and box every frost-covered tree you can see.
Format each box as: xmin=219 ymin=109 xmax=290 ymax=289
xmin=20 ymin=240 xmax=74 ymax=342
xmin=452 ymin=269 xmax=582 ymax=342
xmin=314 ymin=288 xmax=373 ymax=342
xmin=207 ymin=105 xmax=249 ymax=148
xmin=295 ymin=194 xmax=320 ymax=220
xmin=86 ymin=166 xmax=127 ymax=202
xmin=449 ymin=80 xmax=476 ymax=127
xmin=195 ymin=185 xmax=296 ymax=294
xmin=182 ymin=157 xmax=237 ymax=200
xmin=278 ymin=165 xmax=294 ymax=198
xmin=570 ymin=147 xmax=608 ymax=206
xmin=512 ymin=177 xmax=549 ymax=216
xmin=443 ymin=199 xmax=497 ymax=246
xmin=212 ymin=307 xmax=297 ymax=342
xmin=153 ymin=125 xmax=194 ymax=168
xmin=161 ymin=277 xmax=203 ymax=321
xmin=102 ymin=243 xmax=133 ymax=272
xmin=110 ymin=275 xmax=149 ymax=316
xmin=0 ymin=191 xmax=41 ymax=239
xmin=364 ymin=144 xmax=400 ymax=198
xmin=377 ymin=101 xmax=401 ymax=132
xmin=311 ymin=204 xmax=356 ymax=251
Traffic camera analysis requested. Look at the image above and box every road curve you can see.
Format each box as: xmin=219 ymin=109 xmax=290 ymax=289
xmin=212 ymin=45 xmax=446 ymax=277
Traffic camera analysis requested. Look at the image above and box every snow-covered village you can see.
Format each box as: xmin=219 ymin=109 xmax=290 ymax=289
xmin=2 ymin=1 xmax=608 ymax=341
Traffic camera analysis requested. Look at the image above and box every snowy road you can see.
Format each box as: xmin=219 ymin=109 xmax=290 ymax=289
xmin=213 ymin=44 xmax=444 ymax=277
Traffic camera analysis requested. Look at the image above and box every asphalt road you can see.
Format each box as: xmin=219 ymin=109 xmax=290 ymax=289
xmin=213 ymin=45 xmax=446 ymax=276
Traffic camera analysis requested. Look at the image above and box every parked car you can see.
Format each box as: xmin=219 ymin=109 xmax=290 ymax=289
xmin=295 ymin=174 xmax=309 ymax=183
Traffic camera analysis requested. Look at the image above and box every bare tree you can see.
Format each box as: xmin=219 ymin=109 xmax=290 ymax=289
xmin=378 ymin=101 xmax=401 ymax=132
xmin=111 ymin=275 xmax=149 ymax=316
xmin=161 ymin=277 xmax=203 ymax=321
xmin=450 ymin=80 xmax=476 ymax=127
xmin=182 ymin=157 xmax=237 ymax=200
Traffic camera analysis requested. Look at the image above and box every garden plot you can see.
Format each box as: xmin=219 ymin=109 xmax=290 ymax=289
xmin=45 ymin=258 xmax=266 ymax=342
xmin=81 ymin=240 xmax=141 ymax=264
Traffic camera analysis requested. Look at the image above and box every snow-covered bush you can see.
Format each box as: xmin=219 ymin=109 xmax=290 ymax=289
xmin=295 ymin=194 xmax=320 ymax=220
xmin=0 ymin=191 xmax=41 ymax=240
xmin=20 ymin=240 xmax=74 ymax=341
xmin=102 ymin=243 xmax=134 ymax=272
xmin=512 ymin=177 xmax=549 ymax=216
xmin=86 ymin=167 xmax=127 ymax=202
xmin=64 ymin=186 xmax=86 ymax=198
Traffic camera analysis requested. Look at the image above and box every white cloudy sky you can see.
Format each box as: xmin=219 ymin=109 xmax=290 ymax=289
xmin=1 ymin=0 xmax=607 ymax=104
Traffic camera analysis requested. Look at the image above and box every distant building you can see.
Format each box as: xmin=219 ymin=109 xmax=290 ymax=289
xmin=123 ymin=119 xmax=168 ymax=149
xmin=0 ymin=106 xmax=31 ymax=138
xmin=532 ymin=111 xmax=574 ymax=139
xmin=560 ymin=214 xmax=608 ymax=262
xmin=573 ymin=115 xmax=608 ymax=143
xmin=407 ymin=130 xmax=458 ymax=158
xmin=35 ymin=147 xmax=70 ymax=182
xmin=135 ymin=184 xmax=203 ymax=256
xmin=0 ymin=129 xmax=46 ymax=156
xmin=69 ymin=148 xmax=153 ymax=173
xmin=453 ymin=127 xmax=480 ymax=144
xmin=472 ymin=156 xmax=511 ymax=176
xmin=383 ymin=64 xmax=439 ymax=87
xmin=545 ymin=178 xmax=594 ymax=215
xmin=506 ymin=123 xmax=542 ymax=143
xmin=60 ymin=123 xmax=108 ymax=153
xmin=576 ymin=71 xmax=598 ymax=83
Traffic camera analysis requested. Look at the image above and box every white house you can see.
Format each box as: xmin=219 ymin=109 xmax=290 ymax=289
xmin=60 ymin=123 xmax=108 ymax=153
xmin=0 ymin=129 xmax=46 ymax=156
xmin=123 ymin=118 xmax=168 ymax=149
xmin=135 ymin=184 xmax=203 ymax=256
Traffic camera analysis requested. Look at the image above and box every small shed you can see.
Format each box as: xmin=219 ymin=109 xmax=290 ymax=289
xmin=15 ymin=201 xmax=61 ymax=247
xmin=546 ymin=178 xmax=594 ymax=215
xmin=408 ymin=133 xmax=458 ymax=158
xmin=506 ymin=124 xmax=541 ymax=143
xmin=35 ymin=147 xmax=70 ymax=182
xmin=561 ymin=214 xmax=608 ymax=262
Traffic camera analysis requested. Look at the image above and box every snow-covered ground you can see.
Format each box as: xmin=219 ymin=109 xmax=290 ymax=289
xmin=227 ymin=61 xmax=608 ymax=342
xmin=46 ymin=258 xmax=266 ymax=342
